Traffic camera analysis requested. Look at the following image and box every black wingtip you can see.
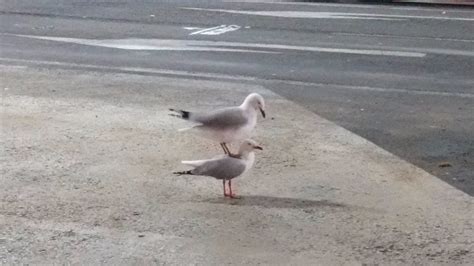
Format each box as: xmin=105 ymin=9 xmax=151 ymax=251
xmin=173 ymin=170 xmax=193 ymax=176
xmin=181 ymin=110 xmax=189 ymax=119
xmin=169 ymin=108 xmax=190 ymax=119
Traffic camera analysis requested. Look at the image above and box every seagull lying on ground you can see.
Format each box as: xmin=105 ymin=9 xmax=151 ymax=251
xmin=174 ymin=139 xmax=262 ymax=198
xmin=169 ymin=93 xmax=265 ymax=155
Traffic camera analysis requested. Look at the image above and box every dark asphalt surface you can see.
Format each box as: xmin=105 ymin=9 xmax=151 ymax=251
xmin=1 ymin=0 xmax=473 ymax=195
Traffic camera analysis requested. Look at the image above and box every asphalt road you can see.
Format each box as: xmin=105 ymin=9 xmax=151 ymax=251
xmin=1 ymin=0 xmax=473 ymax=197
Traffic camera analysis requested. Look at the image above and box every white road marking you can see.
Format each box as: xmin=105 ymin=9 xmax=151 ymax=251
xmin=189 ymin=25 xmax=241 ymax=35
xmin=280 ymin=79 xmax=474 ymax=99
xmin=189 ymin=25 xmax=226 ymax=35
xmin=228 ymin=42 xmax=425 ymax=57
xmin=335 ymin=32 xmax=474 ymax=44
xmin=183 ymin=8 xmax=474 ymax=21
xmin=1 ymin=57 xmax=473 ymax=99
xmin=183 ymin=27 xmax=202 ymax=30
xmin=8 ymin=34 xmax=426 ymax=57
xmin=240 ymin=1 xmax=474 ymax=12
xmin=8 ymin=35 xmax=274 ymax=54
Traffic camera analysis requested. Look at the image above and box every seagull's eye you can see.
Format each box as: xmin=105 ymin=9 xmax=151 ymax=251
xmin=248 ymin=143 xmax=251 ymax=146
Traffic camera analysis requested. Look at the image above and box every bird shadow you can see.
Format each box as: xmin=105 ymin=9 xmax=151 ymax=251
xmin=200 ymin=195 xmax=346 ymax=209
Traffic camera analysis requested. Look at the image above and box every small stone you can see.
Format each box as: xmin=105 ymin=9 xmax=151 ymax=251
xmin=438 ymin=162 xmax=452 ymax=168
xmin=64 ymin=229 xmax=75 ymax=237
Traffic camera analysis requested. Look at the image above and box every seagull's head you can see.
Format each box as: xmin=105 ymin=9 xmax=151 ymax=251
xmin=239 ymin=139 xmax=263 ymax=154
xmin=243 ymin=93 xmax=266 ymax=118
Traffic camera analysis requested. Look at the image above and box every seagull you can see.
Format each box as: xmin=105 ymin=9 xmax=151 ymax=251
xmin=174 ymin=139 xmax=263 ymax=198
xmin=169 ymin=93 xmax=265 ymax=155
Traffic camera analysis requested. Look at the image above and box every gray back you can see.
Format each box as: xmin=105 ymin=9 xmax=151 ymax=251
xmin=193 ymin=107 xmax=248 ymax=129
xmin=192 ymin=157 xmax=246 ymax=180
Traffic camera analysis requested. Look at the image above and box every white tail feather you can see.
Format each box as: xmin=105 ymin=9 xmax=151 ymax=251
xmin=181 ymin=160 xmax=209 ymax=167
xmin=177 ymin=123 xmax=203 ymax=132
xmin=182 ymin=156 xmax=225 ymax=167
xmin=178 ymin=127 xmax=194 ymax=132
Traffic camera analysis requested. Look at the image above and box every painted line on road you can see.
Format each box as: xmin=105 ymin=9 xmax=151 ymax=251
xmin=279 ymin=79 xmax=474 ymax=99
xmin=188 ymin=25 xmax=225 ymax=35
xmin=189 ymin=25 xmax=241 ymax=35
xmin=5 ymin=34 xmax=275 ymax=54
xmin=334 ymin=32 xmax=474 ymax=44
xmin=238 ymin=1 xmax=474 ymax=12
xmin=183 ymin=8 xmax=474 ymax=21
xmin=6 ymin=34 xmax=426 ymax=57
xmin=18 ymin=33 xmax=465 ymax=57
xmin=1 ymin=57 xmax=473 ymax=99
xmin=183 ymin=27 xmax=201 ymax=30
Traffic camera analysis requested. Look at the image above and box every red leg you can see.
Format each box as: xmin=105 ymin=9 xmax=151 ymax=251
xmin=223 ymin=179 xmax=228 ymax=197
xmin=228 ymin=180 xmax=240 ymax=199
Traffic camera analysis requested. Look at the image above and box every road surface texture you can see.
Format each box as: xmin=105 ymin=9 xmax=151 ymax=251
xmin=1 ymin=0 xmax=473 ymax=265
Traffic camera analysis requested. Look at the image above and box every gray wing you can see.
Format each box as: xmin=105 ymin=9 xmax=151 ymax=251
xmin=191 ymin=156 xmax=246 ymax=180
xmin=191 ymin=107 xmax=248 ymax=129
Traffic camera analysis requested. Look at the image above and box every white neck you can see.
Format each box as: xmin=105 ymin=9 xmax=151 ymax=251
xmin=240 ymin=102 xmax=258 ymax=119
xmin=243 ymin=152 xmax=255 ymax=172
xmin=239 ymin=150 xmax=251 ymax=158
xmin=240 ymin=96 xmax=253 ymax=110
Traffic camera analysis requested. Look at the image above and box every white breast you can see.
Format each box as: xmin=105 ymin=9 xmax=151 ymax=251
xmin=243 ymin=152 xmax=255 ymax=175
xmin=230 ymin=110 xmax=257 ymax=142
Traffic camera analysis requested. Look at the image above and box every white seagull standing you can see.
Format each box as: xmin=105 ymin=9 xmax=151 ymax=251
xmin=174 ymin=139 xmax=263 ymax=198
xmin=169 ymin=93 xmax=265 ymax=155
